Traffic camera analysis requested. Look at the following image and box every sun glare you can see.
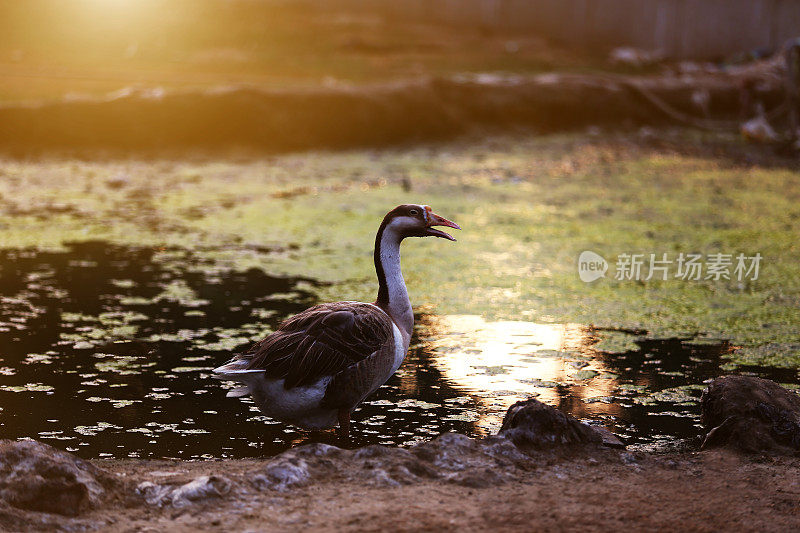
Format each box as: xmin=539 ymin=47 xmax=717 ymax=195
xmin=81 ymin=0 xmax=148 ymax=12
xmin=419 ymin=315 xmax=618 ymax=434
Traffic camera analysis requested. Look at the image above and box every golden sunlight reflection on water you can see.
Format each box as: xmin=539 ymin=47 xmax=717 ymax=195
xmin=415 ymin=315 xmax=622 ymax=434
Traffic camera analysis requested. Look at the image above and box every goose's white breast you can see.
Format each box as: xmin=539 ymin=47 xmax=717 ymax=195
xmin=389 ymin=322 xmax=406 ymax=375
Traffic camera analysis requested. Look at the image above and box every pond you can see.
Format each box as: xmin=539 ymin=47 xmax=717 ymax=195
xmin=0 ymin=241 xmax=796 ymax=458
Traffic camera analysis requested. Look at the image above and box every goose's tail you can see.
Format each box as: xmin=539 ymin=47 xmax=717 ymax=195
xmin=212 ymin=357 xmax=264 ymax=398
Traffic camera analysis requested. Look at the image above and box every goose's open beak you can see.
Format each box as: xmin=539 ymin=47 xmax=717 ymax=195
xmin=425 ymin=211 xmax=461 ymax=241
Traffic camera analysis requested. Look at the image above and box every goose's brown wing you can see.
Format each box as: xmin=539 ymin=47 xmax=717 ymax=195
xmin=243 ymin=302 xmax=394 ymax=389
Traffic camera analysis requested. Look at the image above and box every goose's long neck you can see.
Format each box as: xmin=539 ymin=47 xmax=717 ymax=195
xmin=374 ymin=223 xmax=413 ymax=338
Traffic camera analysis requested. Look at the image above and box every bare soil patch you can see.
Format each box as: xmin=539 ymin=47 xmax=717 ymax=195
xmin=2 ymin=446 xmax=797 ymax=532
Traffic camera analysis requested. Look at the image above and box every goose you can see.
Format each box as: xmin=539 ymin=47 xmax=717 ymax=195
xmin=212 ymin=204 xmax=460 ymax=437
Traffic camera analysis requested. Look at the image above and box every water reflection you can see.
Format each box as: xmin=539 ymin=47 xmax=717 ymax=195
xmin=417 ymin=315 xmax=615 ymax=433
xmin=1 ymin=241 xmax=797 ymax=458
xmin=416 ymin=315 xmax=799 ymax=449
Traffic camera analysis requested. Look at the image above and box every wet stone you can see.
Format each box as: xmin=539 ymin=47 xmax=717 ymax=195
xmin=136 ymin=475 xmax=232 ymax=507
xmin=356 ymin=446 xmax=440 ymax=486
xmin=411 ymin=433 xmax=478 ymax=471
xmin=252 ymin=457 xmax=312 ymax=492
xmin=701 ymin=375 xmax=800 ymax=454
xmin=498 ymin=399 xmax=612 ymax=450
xmin=476 ymin=436 xmax=532 ymax=470
xmin=0 ymin=440 xmax=115 ymax=516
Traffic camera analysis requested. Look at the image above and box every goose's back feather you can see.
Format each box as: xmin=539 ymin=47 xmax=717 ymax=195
xmin=241 ymin=301 xmax=395 ymax=393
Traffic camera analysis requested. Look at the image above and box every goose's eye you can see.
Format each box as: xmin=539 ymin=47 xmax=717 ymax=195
xmin=409 ymin=209 xmax=419 ymax=216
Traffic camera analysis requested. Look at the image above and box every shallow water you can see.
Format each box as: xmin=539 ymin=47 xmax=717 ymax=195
xmin=0 ymin=241 xmax=797 ymax=458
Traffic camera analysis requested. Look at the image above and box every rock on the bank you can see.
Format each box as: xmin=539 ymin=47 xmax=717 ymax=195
xmin=499 ymin=398 xmax=623 ymax=450
xmin=701 ymin=375 xmax=800 ymax=453
xmin=137 ymin=475 xmax=232 ymax=507
xmin=0 ymin=440 xmax=115 ymax=516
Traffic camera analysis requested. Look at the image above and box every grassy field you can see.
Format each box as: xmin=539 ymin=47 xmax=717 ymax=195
xmin=0 ymin=0 xmax=600 ymax=103
xmin=1 ymin=130 xmax=798 ymax=368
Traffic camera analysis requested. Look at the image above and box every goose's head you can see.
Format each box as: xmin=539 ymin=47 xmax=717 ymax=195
xmin=382 ymin=204 xmax=461 ymax=241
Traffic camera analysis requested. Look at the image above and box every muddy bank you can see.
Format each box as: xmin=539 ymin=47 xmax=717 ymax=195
xmin=2 ymin=378 xmax=800 ymax=531
xmin=5 ymin=445 xmax=799 ymax=532
xmin=0 ymin=73 xmax=781 ymax=154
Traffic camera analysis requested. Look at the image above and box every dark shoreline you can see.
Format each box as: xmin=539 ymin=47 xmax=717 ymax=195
xmin=0 ymin=73 xmax=773 ymax=155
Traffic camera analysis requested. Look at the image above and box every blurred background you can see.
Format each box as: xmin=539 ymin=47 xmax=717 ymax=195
xmin=0 ymin=0 xmax=797 ymax=152
xmin=1 ymin=0 xmax=798 ymax=100
xmin=0 ymin=0 xmax=587 ymax=102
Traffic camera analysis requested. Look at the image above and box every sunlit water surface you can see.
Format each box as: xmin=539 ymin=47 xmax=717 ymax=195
xmin=0 ymin=242 xmax=797 ymax=458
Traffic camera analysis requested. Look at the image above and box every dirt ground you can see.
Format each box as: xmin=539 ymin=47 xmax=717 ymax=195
xmin=2 ymin=447 xmax=797 ymax=532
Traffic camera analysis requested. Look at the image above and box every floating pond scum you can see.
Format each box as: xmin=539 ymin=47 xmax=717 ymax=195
xmin=0 ymin=240 xmax=797 ymax=458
